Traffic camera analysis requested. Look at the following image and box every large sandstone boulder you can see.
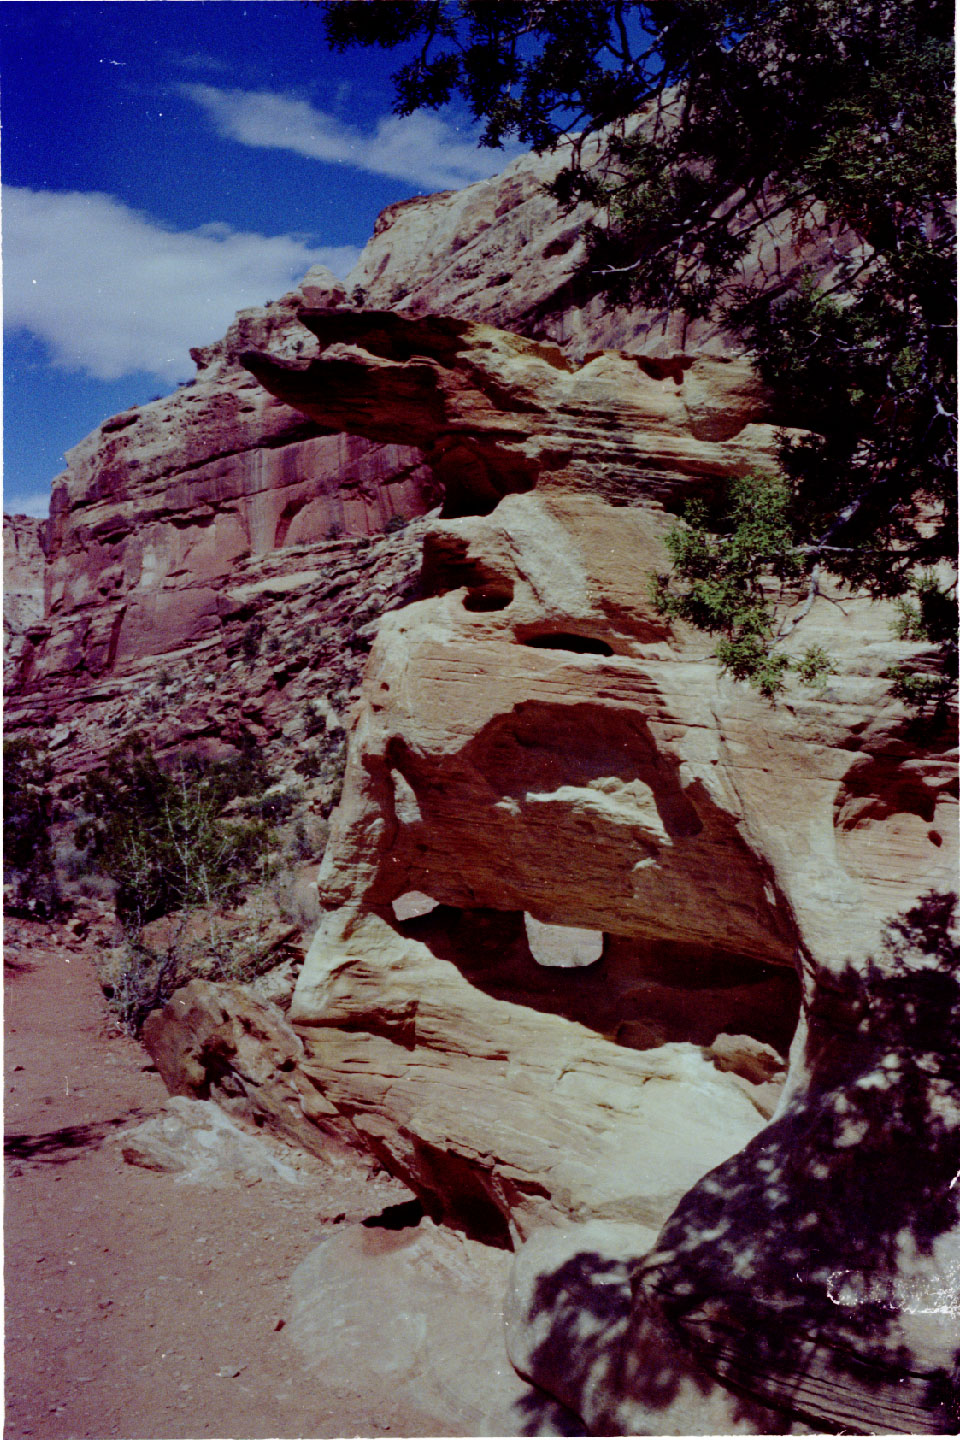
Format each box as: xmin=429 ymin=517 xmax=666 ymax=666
xmin=508 ymin=903 xmax=960 ymax=1435
xmin=287 ymin=1217 xmax=579 ymax=1436
xmin=240 ymin=307 xmax=958 ymax=1430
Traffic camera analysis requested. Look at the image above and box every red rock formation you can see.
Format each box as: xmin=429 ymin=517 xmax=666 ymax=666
xmin=4 ymin=138 xmax=854 ymax=779
xmin=3 ymin=514 xmax=45 ymax=689
xmin=5 ymin=134 xmax=956 ymax=1436
xmin=5 ymin=269 xmax=438 ymax=782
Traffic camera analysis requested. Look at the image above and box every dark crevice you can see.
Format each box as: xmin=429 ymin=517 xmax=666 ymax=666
xmin=463 ymin=585 xmax=513 ymax=612
xmin=521 ymin=633 xmax=614 ymax=656
xmin=361 ymin=1198 xmax=425 ymax=1231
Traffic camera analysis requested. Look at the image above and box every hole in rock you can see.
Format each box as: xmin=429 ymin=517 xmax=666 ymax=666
xmin=524 ymin=914 xmax=604 ymax=968
xmin=361 ymin=1198 xmax=424 ymax=1231
xmin=521 ymin=633 xmax=614 ymax=656
xmin=388 ymin=903 xmax=800 ymax=1059
xmin=421 ymin=531 xmax=515 ymax=607
xmin=434 ymin=442 xmax=536 ymax=520
xmin=392 ymin=891 xmax=439 ymax=922
xmin=410 ymin=1139 xmax=513 ymax=1248
xmin=462 ymin=585 xmax=513 ymax=612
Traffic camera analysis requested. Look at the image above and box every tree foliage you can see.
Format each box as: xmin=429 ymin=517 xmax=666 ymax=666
xmin=3 ymin=735 xmax=61 ymax=917
xmin=325 ymin=1 xmax=956 ymax=696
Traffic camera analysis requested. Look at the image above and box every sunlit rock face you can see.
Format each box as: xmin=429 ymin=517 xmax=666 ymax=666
xmin=29 ymin=273 xmax=436 ymax=682
xmin=3 ymin=514 xmax=45 ymax=687
xmin=5 ymin=270 xmax=439 ymax=782
xmin=344 ymin=129 xmax=858 ymax=362
xmin=245 ymin=310 xmax=957 ymax=1317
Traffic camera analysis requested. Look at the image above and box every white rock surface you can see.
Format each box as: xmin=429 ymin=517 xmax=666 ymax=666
xmin=287 ymin=1217 xmax=579 ymax=1436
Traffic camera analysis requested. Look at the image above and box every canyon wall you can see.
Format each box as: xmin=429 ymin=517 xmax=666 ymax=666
xmin=3 ymin=513 xmax=45 ymax=687
xmin=5 ymin=132 xmax=851 ymax=785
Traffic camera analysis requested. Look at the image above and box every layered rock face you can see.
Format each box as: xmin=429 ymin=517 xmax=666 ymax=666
xmin=6 ymin=133 xmax=852 ymax=782
xmin=5 ymin=269 xmax=439 ymax=783
xmin=3 ymin=514 xmax=45 ymax=687
xmin=239 ymin=307 xmax=958 ymax=1432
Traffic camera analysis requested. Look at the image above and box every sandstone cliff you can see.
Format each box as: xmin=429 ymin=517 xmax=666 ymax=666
xmin=5 ymin=137 xmax=850 ymax=784
xmin=3 ymin=513 xmax=45 ymax=687
xmin=148 ymin=303 xmax=956 ymax=1432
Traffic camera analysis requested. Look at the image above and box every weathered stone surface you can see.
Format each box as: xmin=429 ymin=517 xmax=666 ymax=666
xmin=505 ymin=1222 xmax=797 ymax=1434
xmin=141 ymin=979 xmax=367 ymax=1164
xmin=506 ymin=928 xmax=960 ymax=1435
xmin=245 ymin=310 xmax=796 ymax=518
xmin=5 ymin=268 xmax=438 ymax=787
xmin=119 ymin=1095 xmax=315 ymax=1185
xmin=288 ymin=1217 xmax=579 ymax=1436
xmin=244 ymin=307 xmax=957 ymax=1430
xmin=345 ymin=133 xmax=857 ymax=362
xmin=631 ymin=914 xmax=960 ymax=1436
xmin=295 ymin=909 xmax=776 ymax=1244
xmin=3 ymin=513 xmax=45 ymax=685
xmin=286 ymin=477 xmax=955 ymax=1249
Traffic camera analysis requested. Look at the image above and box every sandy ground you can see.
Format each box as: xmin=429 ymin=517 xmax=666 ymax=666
xmin=3 ymin=908 xmax=474 ymax=1440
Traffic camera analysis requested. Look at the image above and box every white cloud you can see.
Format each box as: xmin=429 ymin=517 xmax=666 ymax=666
xmin=2 ymin=186 xmax=360 ymax=382
xmin=182 ymin=84 xmax=513 ymax=192
xmin=4 ymin=491 xmax=52 ymax=520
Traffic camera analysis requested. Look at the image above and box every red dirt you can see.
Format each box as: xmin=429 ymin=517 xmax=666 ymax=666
xmin=3 ymin=907 xmax=458 ymax=1439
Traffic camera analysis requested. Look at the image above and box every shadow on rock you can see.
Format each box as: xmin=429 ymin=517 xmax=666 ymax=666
xmin=508 ymin=894 xmax=960 ymax=1435
xmin=506 ymin=1221 xmax=787 ymax=1434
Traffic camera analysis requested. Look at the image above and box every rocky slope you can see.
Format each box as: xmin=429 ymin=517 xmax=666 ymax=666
xmin=6 ymin=134 xmax=958 ymax=1436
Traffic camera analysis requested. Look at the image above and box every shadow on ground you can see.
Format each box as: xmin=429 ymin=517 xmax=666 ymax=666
xmin=5 ymin=1110 xmax=152 ymax=1165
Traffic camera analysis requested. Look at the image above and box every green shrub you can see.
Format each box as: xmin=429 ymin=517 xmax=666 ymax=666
xmin=78 ymin=735 xmax=271 ymax=931
xmin=240 ymin=616 xmax=265 ymax=666
xmin=3 ymin=736 xmax=62 ymax=917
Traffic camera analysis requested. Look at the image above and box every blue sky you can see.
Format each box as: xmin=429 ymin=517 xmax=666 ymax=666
xmin=2 ymin=2 xmax=516 ymax=516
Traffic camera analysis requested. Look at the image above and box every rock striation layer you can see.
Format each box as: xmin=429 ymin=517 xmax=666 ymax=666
xmin=237 ymin=305 xmax=958 ymax=1432
xmin=3 ymin=513 xmax=45 ymax=688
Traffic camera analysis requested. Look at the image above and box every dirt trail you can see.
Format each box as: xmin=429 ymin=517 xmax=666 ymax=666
xmin=3 ymin=907 xmax=462 ymax=1439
